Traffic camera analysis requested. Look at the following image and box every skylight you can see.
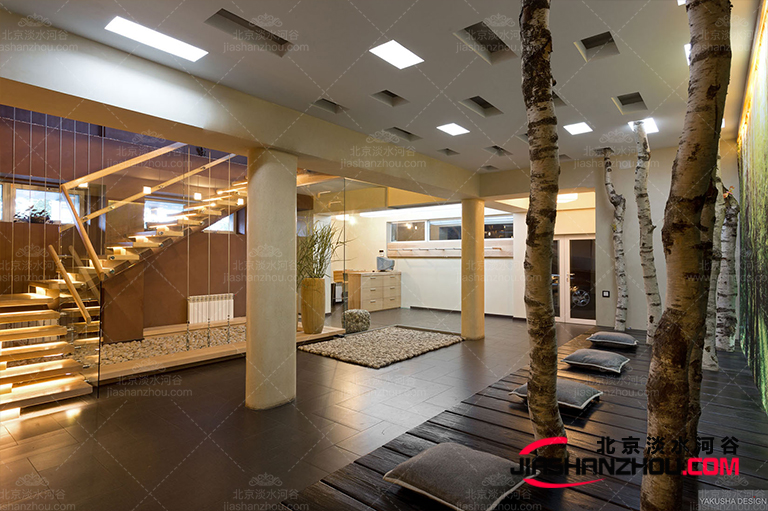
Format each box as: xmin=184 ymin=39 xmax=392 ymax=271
xmin=369 ymin=40 xmax=423 ymax=69
xmin=628 ymin=118 xmax=659 ymax=134
xmin=437 ymin=123 xmax=470 ymax=136
xmin=564 ymin=122 xmax=593 ymax=135
xmin=105 ymin=16 xmax=208 ymax=62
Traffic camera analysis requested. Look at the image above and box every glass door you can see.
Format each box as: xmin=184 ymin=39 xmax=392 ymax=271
xmin=553 ymin=236 xmax=597 ymax=325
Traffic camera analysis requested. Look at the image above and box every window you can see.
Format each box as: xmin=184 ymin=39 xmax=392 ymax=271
xmin=390 ymin=221 xmax=425 ymax=242
xmin=14 ymin=187 xmax=81 ymax=224
xmin=144 ymin=199 xmax=184 ymax=225
xmin=484 ymin=215 xmax=514 ymax=238
xmin=429 ymin=218 xmax=461 ymax=240
xmin=204 ymin=214 xmax=234 ymax=233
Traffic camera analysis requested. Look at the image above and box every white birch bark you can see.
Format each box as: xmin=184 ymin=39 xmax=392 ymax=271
xmin=716 ymin=190 xmax=740 ymax=351
xmin=603 ymin=148 xmax=628 ymax=331
xmin=642 ymin=0 xmax=731 ymax=509
xmin=702 ymin=163 xmax=725 ymax=371
xmin=634 ymin=121 xmax=662 ymax=342
xmin=520 ymin=0 xmax=567 ymax=460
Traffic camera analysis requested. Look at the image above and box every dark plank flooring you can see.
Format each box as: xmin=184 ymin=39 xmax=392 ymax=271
xmin=282 ymin=331 xmax=768 ymax=511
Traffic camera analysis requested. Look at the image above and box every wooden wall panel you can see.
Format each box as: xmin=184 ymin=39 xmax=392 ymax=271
xmin=101 ymin=263 xmax=144 ymax=343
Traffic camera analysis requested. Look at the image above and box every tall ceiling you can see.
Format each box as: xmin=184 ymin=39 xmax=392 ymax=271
xmin=2 ymin=0 xmax=759 ymax=173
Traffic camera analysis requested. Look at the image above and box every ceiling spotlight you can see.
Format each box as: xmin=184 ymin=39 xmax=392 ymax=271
xmin=563 ymin=122 xmax=593 ymax=135
xmin=237 ymin=198 xmax=244 ymax=206
xmin=437 ymin=123 xmax=470 ymax=136
xmin=78 ymin=183 xmax=89 ymax=189
xmin=193 ymin=192 xmax=202 ymax=201
xmin=105 ymin=16 xmax=208 ymax=62
xmin=369 ymin=40 xmax=424 ymax=69
xmin=628 ymin=118 xmax=659 ymax=134
xmin=142 ymin=186 xmax=152 ymax=194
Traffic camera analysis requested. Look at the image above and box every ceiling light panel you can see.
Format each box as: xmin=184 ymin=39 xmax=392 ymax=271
xmin=563 ymin=122 xmax=593 ymax=135
xmin=105 ymin=16 xmax=207 ymax=62
xmin=369 ymin=40 xmax=423 ymax=69
xmin=437 ymin=123 xmax=470 ymax=136
xmin=628 ymin=118 xmax=659 ymax=133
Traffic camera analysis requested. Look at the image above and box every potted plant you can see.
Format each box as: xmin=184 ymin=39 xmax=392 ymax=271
xmin=297 ymin=222 xmax=343 ymax=334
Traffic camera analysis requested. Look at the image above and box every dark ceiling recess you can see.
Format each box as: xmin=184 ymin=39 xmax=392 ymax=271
xmin=574 ymin=31 xmax=620 ymax=62
xmin=484 ymin=145 xmax=512 ymax=157
xmin=312 ymin=98 xmax=347 ymax=114
xmin=612 ymin=91 xmax=648 ymax=115
xmin=437 ymin=148 xmax=459 ymax=156
xmin=371 ymin=90 xmax=409 ymax=107
xmin=454 ymin=21 xmax=516 ymax=65
xmin=384 ymin=127 xmax=421 ymax=142
xmin=479 ymin=165 xmax=499 ymax=172
xmin=552 ymin=92 xmax=568 ymax=108
xmin=516 ymin=133 xmax=529 ymax=143
xmin=460 ymin=95 xmax=503 ymax=117
xmin=205 ymin=9 xmax=292 ymax=57
xmin=559 ymin=154 xmax=572 ymax=161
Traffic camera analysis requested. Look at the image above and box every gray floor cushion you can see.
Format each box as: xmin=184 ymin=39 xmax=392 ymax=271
xmin=510 ymin=379 xmax=603 ymax=410
xmin=562 ymin=349 xmax=630 ymax=374
xmin=383 ymin=442 xmax=528 ymax=511
xmin=587 ymin=331 xmax=638 ymax=348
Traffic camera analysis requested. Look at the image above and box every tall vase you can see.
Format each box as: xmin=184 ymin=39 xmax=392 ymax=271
xmin=300 ymin=277 xmax=325 ymax=334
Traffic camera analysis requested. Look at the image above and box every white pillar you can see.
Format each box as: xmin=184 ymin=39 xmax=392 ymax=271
xmin=461 ymin=198 xmax=485 ymax=341
xmin=246 ymin=148 xmax=297 ymax=409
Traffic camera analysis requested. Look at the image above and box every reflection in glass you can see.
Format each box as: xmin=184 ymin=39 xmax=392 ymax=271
xmin=390 ymin=221 xmax=426 ymax=241
xmin=14 ymin=188 xmax=80 ymax=223
xmin=429 ymin=218 xmax=461 ymax=240
xmin=569 ymin=239 xmax=596 ymax=320
xmin=552 ymin=239 xmax=560 ymax=317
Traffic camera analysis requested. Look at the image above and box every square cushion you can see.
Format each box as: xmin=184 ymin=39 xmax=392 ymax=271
xmin=587 ymin=331 xmax=638 ymax=348
xmin=510 ymin=379 xmax=603 ymax=410
xmin=562 ymin=349 xmax=630 ymax=374
xmin=383 ymin=442 xmax=527 ymax=511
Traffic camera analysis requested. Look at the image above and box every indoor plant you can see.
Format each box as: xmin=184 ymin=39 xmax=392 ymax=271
xmin=297 ymin=222 xmax=343 ymax=334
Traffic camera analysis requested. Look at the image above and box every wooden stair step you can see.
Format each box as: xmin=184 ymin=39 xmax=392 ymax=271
xmin=0 ymin=359 xmax=82 ymax=386
xmin=173 ymin=218 xmax=202 ymax=226
xmin=72 ymin=321 xmax=100 ymax=334
xmin=100 ymin=253 xmax=140 ymax=261
xmin=178 ymin=207 xmax=222 ymax=216
xmin=73 ymin=337 xmax=100 ymax=346
xmin=0 ymin=341 xmax=72 ymax=363
xmin=75 ymin=266 xmax=98 ymax=274
xmin=29 ymin=279 xmax=85 ymax=290
xmin=0 ymin=376 xmax=92 ymax=411
xmin=0 ymin=310 xmax=60 ymax=325
xmin=0 ymin=294 xmax=56 ymax=309
xmin=61 ymin=306 xmax=100 ymax=316
xmin=110 ymin=241 xmax=161 ymax=249
xmin=0 ymin=325 xmax=67 ymax=343
xmin=130 ymin=230 xmax=184 ymax=238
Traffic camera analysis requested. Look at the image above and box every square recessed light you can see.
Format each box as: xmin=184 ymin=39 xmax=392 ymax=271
xmin=677 ymin=0 xmax=686 ymax=5
xmin=105 ymin=16 xmax=208 ymax=62
xmin=369 ymin=40 xmax=423 ymax=69
xmin=437 ymin=123 xmax=470 ymax=136
xmin=142 ymin=186 xmax=152 ymax=194
xmin=628 ymin=117 xmax=659 ymax=134
xmin=684 ymin=43 xmax=691 ymax=64
xmin=564 ymin=122 xmax=592 ymax=135
xmin=193 ymin=192 xmax=202 ymax=201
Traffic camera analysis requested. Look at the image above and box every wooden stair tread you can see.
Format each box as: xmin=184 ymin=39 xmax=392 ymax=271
xmin=29 ymin=279 xmax=85 ymax=290
xmin=0 ymin=325 xmax=67 ymax=343
xmin=0 ymin=359 xmax=82 ymax=386
xmin=100 ymin=253 xmax=140 ymax=261
xmin=61 ymin=306 xmax=100 ymax=315
xmin=73 ymin=321 xmax=100 ymax=333
xmin=0 ymin=376 xmax=92 ymax=411
xmin=110 ymin=241 xmax=161 ymax=249
xmin=0 ymin=341 xmax=72 ymax=363
xmin=131 ymin=230 xmax=184 ymax=238
xmin=73 ymin=337 xmax=100 ymax=346
xmin=0 ymin=294 xmax=56 ymax=309
xmin=0 ymin=310 xmax=60 ymax=325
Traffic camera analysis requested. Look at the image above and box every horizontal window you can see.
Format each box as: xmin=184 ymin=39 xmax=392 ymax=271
xmin=14 ymin=187 xmax=81 ymax=224
xmin=144 ymin=199 xmax=184 ymax=225
xmin=485 ymin=215 xmax=514 ymax=238
xmin=390 ymin=221 xmax=426 ymax=242
xmin=429 ymin=218 xmax=461 ymax=240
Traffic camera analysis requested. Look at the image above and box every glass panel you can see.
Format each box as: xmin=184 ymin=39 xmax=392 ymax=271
xmin=144 ymin=199 xmax=184 ymax=225
xmin=204 ymin=214 xmax=234 ymax=232
xmin=391 ymin=221 xmax=426 ymax=241
xmin=14 ymin=187 xmax=80 ymax=224
xmin=484 ymin=215 xmax=514 ymax=238
xmin=552 ymin=240 xmax=560 ymax=318
xmin=429 ymin=218 xmax=461 ymax=240
xmin=569 ymin=239 xmax=596 ymax=320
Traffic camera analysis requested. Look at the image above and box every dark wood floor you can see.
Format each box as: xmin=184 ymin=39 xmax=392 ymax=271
xmin=282 ymin=331 xmax=768 ymax=511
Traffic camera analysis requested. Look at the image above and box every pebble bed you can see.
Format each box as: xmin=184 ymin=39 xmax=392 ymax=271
xmin=100 ymin=324 xmax=245 ymax=365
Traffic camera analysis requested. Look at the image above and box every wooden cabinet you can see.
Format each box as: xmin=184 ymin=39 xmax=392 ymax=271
xmin=348 ymin=271 xmax=401 ymax=312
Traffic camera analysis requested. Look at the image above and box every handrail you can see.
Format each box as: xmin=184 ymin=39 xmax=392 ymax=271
xmin=80 ymin=153 xmax=236 ymax=223
xmin=47 ymin=245 xmax=92 ymax=324
xmin=61 ymin=191 xmax=105 ymax=281
xmin=61 ymin=142 xmax=186 ymax=191
xmin=68 ymin=245 xmax=100 ymax=296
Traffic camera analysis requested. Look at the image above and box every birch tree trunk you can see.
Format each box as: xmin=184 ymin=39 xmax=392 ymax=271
xmin=603 ymin=148 xmax=628 ymax=331
xmin=520 ymin=0 xmax=566 ymax=460
xmin=702 ymin=163 xmax=725 ymax=371
xmin=634 ymin=121 xmax=662 ymax=341
xmin=717 ymin=190 xmax=740 ymax=351
xmin=641 ymin=1 xmax=731 ymax=510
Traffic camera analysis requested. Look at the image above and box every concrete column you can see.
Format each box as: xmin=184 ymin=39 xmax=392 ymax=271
xmin=461 ymin=198 xmax=485 ymax=341
xmin=246 ymin=148 xmax=297 ymax=409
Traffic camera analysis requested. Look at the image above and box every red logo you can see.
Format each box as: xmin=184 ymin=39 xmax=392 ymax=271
xmin=519 ymin=437 xmax=603 ymax=488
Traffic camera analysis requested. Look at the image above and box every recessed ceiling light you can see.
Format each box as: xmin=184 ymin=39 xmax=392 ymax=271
xmin=677 ymin=0 xmax=686 ymax=5
xmin=105 ymin=16 xmax=208 ymax=62
xmin=437 ymin=123 xmax=470 ymax=136
xmin=557 ymin=193 xmax=578 ymax=204
xmin=684 ymin=43 xmax=691 ymax=64
xmin=564 ymin=122 xmax=592 ymax=135
xmin=142 ymin=186 xmax=152 ymax=194
xmin=369 ymin=40 xmax=423 ymax=69
xmin=628 ymin=117 xmax=659 ymax=134
xmin=193 ymin=192 xmax=202 ymax=200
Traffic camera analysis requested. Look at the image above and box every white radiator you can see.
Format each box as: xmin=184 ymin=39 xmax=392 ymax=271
xmin=187 ymin=293 xmax=234 ymax=325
